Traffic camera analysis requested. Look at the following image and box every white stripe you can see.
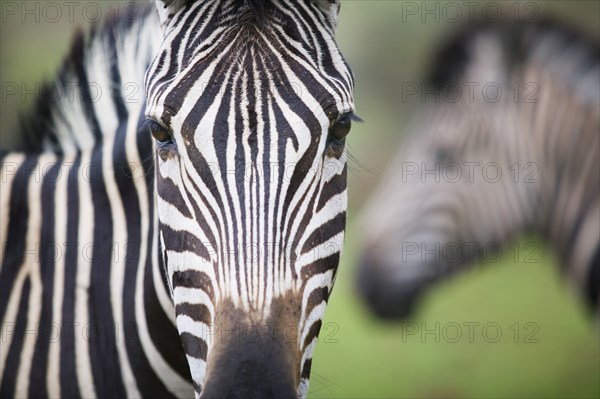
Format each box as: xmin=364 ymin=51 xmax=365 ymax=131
xmin=152 ymin=231 xmax=177 ymax=325
xmin=175 ymin=315 xmax=212 ymax=348
xmin=296 ymin=231 xmax=344 ymax=271
xmin=172 ymin=287 xmax=215 ymax=316
xmin=298 ymin=302 xmax=326 ymax=352
xmin=15 ymin=154 xmax=51 ymax=398
xmin=75 ymin=151 xmax=97 ymax=399
xmin=298 ymin=339 xmax=317 ymax=399
xmin=126 ymin=101 xmax=194 ymax=398
xmin=104 ymin=115 xmax=141 ymax=398
xmin=299 ymin=270 xmax=333 ymax=330
xmin=47 ymin=156 xmax=73 ymax=398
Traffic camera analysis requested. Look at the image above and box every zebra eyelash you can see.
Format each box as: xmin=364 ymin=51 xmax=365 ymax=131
xmin=349 ymin=112 xmax=364 ymax=123
xmin=143 ymin=118 xmax=175 ymax=147
xmin=142 ymin=118 xmax=170 ymax=134
xmin=331 ymin=111 xmax=363 ymax=124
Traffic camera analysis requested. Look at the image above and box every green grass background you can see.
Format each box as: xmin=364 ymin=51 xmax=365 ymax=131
xmin=1 ymin=1 xmax=598 ymax=398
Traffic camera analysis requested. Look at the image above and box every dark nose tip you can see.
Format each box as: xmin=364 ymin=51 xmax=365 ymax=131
xmin=201 ymin=357 xmax=297 ymax=399
xmin=356 ymin=252 xmax=425 ymax=320
xmin=202 ymin=358 xmax=297 ymax=399
xmin=200 ymin=321 xmax=298 ymax=399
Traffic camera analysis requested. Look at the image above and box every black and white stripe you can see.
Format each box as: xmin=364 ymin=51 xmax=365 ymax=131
xmin=1 ymin=1 xmax=356 ymax=398
xmin=357 ymin=20 xmax=599 ymax=319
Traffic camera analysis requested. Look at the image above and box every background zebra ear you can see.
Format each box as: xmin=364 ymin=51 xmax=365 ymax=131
xmin=311 ymin=0 xmax=342 ymax=28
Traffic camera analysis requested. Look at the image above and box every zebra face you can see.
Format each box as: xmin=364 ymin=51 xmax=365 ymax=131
xmin=358 ymin=102 xmax=537 ymax=319
xmin=145 ymin=1 xmax=354 ymax=397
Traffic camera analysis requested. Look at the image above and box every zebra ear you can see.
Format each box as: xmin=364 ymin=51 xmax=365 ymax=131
xmin=154 ymin=0 xmax=191 ymax=29
xmin=158 ymin=0 xmax=191 ymax=11
xmin=311 ymin=0 xmax=342 ymax=28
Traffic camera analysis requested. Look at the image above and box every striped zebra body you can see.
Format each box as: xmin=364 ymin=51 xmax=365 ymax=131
xmin=0 ymin=7 xmax=191 ymax=398
xmin=1 ymin=1 xmax=356 ymax=397
xmin=357 ymin=20 xmax=599 ymax=319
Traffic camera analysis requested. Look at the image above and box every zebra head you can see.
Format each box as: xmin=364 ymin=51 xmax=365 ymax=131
xmin=357 ymin=101 xmax=540 ymax=319
xmin=145 ymin=1 xmax=355 ymax=397
xmin=356 ymin=25 xmax=552 ymax=320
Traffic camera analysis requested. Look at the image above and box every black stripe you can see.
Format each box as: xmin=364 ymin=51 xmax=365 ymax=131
xmin=157 ymin=176 xmax=193 ymax=218
xmin=29 ymin=162 xmax=61 ymax=397
xmin=316 ymin=164 xmax=347 ymax=213
xmin=268 ymin=99 xmax=287 ymax=282
xmin=106 ymin=23 xmax=129 ymax=121
xmin=178 ymin=167 xmax=219 ymax=255
xmin=182 ymin=2 xmax=215 ymax=59
xmin=159 ymin=222 xmax=212 ymax=261
xmin=0 ymin=278 xmax=31 ymax=398
xmin=142 ymin=139 xmax=190 ymax=383
xmin=287 ymin=172 xmax=321 ymax=277
xmin=301 ymin=358 xmax=312 ymax=380
xmin=281 ymin=1 xmax=346 ymax=92
xmin=302 ymin=320 xmax=322 ymax=351
xmin=69 ymin=31 xmax=103 ymax=143
xmin=60 ymin=154 xmax=81 ymax=398
xmin=87 ymin=145 xmax=126 ymax=398
xmin=301 ymin=212 xmax=345 ymax=255
xmin=172 ymin=270 xmax=216 ymax=303
xmin=300 ymin=252 xmax=340 ymax=283
xmin=145 ymin=262 xmax=191 ymax=382
xmin=304 ymin=286 xmax=329 ymax=323
xmin=175 ymin=303 xmax=211 ymax=325
xmin=258 ymin=55 xmax=273 ymax=306
xmin=232 ymin=62 xmax=247 ymax=301
xmin=0 ymin=156 xmax=37 ymax=322
xmin=179 ymin=332 xmax=208 ymax=360
xmin=113 ymin=115 xmax=176 ymax=398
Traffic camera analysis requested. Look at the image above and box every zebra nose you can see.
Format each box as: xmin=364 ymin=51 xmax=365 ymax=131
xmin=201 ymin=358 xmax=297 ymax=399
xmin=200 ymin=323 xmax=298 ymax=399
xmin=356 ymin=251 xmax=425 ymax=320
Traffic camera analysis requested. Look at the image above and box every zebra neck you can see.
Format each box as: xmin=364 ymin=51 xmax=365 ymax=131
xmin=21 ymin=4 xmax=162 ymax=155
xmin=525 ymin=64 xmax=600 ymax=296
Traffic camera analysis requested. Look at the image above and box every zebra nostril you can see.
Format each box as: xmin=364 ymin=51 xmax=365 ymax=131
xmin=356 ymin=252 xmax=425 ymax=320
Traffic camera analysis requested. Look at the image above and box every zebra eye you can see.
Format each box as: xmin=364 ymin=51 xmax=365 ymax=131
xmin=330 ymin=112 xmax=362 ymax=141
xmin=145 ymin=119 xmax=173 ymax=145
xmin=330 ymin=113 xmax=352 ymax=141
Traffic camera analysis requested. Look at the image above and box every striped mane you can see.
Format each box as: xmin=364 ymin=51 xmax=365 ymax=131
xmin=162 ymin=0 xmax=269 ymax=12
xmin=426 ymin=18 xmax=600 ymax=104
xmin=19 ymin=3 xmax=159 ymax=155
xmin=160 ymin=0 xmax=271 ymax=24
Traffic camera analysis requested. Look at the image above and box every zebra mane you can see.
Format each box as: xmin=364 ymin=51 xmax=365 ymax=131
xmin=18 ymin=2 xmax=157 ymax=155
xmin=427 ymin=16 xmax=600 ymax=103
xmin=161 ymin=0 xmax=339 ymax=24
xmin=162 ymin=0 xmax=270 ymax=14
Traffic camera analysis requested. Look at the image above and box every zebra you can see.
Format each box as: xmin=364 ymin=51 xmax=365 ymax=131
xmin=356 ymin=19 xmax=599 ymax=320
xmin=0 ymin=0 xmax=357 ymax=397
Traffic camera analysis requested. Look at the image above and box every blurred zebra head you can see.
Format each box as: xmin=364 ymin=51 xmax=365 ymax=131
xmin=357 ymin=20 xmax=599 ymax=319
xmin=358 ymin=99 xmax=538 ymax=319
xmin=145 ymin=0 xmax=355 ymax=397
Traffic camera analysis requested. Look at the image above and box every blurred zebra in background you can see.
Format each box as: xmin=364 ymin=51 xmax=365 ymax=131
xmin=357 ymin=19 xmax=599 ymax=319
xmin=1 ymin=0 xmax=356 ymax=398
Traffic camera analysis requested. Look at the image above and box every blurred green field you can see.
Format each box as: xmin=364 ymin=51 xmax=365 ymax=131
xmin=308 ymin=233 xmax=599 ymax=398
xmin=1 ymin=1 xmax=598 ymax=398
